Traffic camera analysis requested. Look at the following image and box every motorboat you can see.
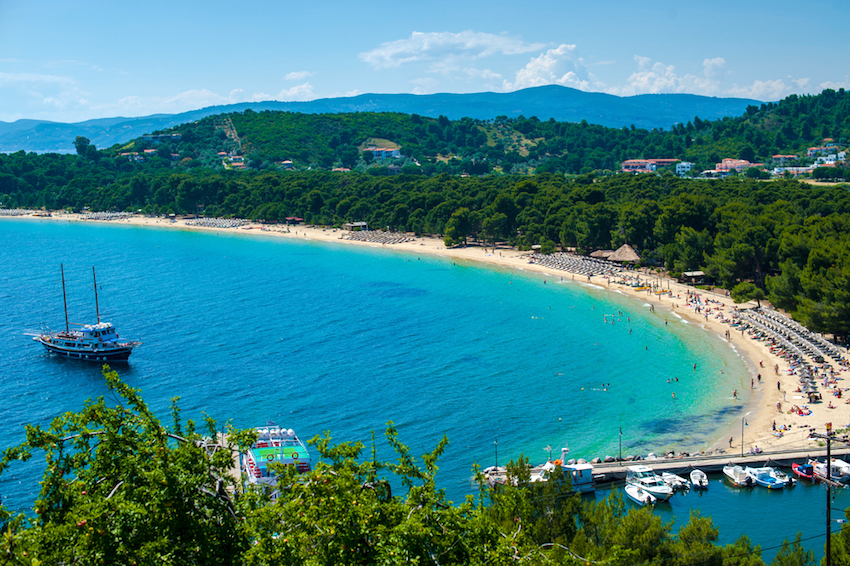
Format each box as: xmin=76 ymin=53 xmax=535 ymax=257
xmin=624 ymin=483 xmax=657 ymax=506
xmin=690 ymin=469 xmax=709 ymax=490
xmin=626 ymin=465 xmax=673 ymax=500
xmin=661 ymin=472 xmax=690 ymax=491
xmin=746 ymin=467 xmax=787 ymax=489
xmin=723 ymin=465 xmax=753 ymax=487
xmin=792 ymin=462 xmax=815 ymax=481
xmin=812 ymin=458 xmax=850 ymax=483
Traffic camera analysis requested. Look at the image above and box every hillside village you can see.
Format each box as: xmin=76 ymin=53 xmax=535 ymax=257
xmin=622 ymin=138 xmax=846 ymax=179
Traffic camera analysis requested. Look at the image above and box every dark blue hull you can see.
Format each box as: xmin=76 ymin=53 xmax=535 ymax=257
xmin=40 ymin=342 xmax=133 ymax=362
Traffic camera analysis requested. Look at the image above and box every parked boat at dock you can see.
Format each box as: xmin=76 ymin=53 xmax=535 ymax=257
xmin=626 ymin=465 xmax=673 ymax=500
xmin=242 ymin=426 xmax=311 ymax=486
xmin=812 ymin=458 xmax=850 ymax=483
xmin=723 ymin=465 xmax=753 ymax=487
xmin=690 ymin=469 xmax=709 ymax=490
xmin=746 ymin=467 xmax=787 ymax=489
xmin=792 ymin=462 xmax=815 ymax=481
xmin=624 ymin=483 xmax=657 ymax=506
xmin=31 ymin=265 xmax=141 ymax=362
xmin=661 ymin=472 xmax=690 ymax=491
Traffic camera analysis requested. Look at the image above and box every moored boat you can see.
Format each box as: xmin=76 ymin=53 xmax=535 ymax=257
xmin=746 ymin=466 xmax=787 ymax=489
xmin=242 ymin=426 xmax=311 ymax=486
xmin=624 ymin=483 xmax=657 ymax=506
xmin=723 ymin=465 xmax=753 ymax=487
xmin=792 ymin=462 xmax=815 ymax=481
xmin=626 ymin=465 xmax=673 ymax=500
xmin=812 ymin=458 xmax=850 ymax=483
xmin=690 ymin=469 xmax=709 ymax=490
xmin=661 ymin=472 xmax=690 ymax=491
xmin=32 ymin=265 xmax=141 ymax=362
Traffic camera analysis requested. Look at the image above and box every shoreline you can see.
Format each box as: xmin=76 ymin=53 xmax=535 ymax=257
xmin=5 ymin=212 xmax=846 ymax=458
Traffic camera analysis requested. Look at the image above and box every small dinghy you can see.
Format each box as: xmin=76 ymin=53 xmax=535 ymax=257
xmin=690 ymin=469 xmax=709 ymax=490
xmin=661 ymin=472 xmax=691 ymax=491
xmin=624 ymin=483 xmax=657 ymax=506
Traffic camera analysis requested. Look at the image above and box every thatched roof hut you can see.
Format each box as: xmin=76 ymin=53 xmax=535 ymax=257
xmin=608 ymin=244 xmax=641 ymax=263
xmin=590 ymin=250 xmax=614 ymax=259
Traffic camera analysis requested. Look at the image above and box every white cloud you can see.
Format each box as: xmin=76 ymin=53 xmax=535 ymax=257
xmin=502 ymin=44 xmax=601 ymax=92
xmin=285 ymin=71 xmax=312 ymax=81
xmin=0 ymin=71 xmax=73 ymax=85
xmin=820 ymin=77 xmax=850 ymax=90
xmin=359 ymin=31 xmax=545 ymax=70
xmin=702 ymin=57 xmax=726 ymax=78
xmin=276 ymin=83 xmax=315 ymax=101
xmin=725 ymin=79 xmax=798 ymax=100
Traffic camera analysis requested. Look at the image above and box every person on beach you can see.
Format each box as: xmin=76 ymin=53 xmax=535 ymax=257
xmin=733 ymin=390 xmax=738 ymax=399
xmin=729 ymin=437 xmax=733 ymax=447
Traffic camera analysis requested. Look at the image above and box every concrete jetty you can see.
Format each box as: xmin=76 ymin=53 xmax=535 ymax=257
xmin=483 ymin=447 xmax=850 ymax=487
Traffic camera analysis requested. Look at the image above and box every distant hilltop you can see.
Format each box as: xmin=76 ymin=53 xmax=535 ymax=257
xmin=0 ymin=85 xmax=759 ymax=154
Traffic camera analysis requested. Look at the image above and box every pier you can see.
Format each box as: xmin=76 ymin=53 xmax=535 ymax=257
xmin=484 ymin=447 xmax=850 ymax=487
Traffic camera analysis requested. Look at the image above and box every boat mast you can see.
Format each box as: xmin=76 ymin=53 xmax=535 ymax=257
xmin=61 ymin=264 xmax=69 ymax=333
xmin=93 ymin=266 xmax=100 ymax=324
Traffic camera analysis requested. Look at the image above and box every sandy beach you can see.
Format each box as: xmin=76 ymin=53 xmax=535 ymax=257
xmin=7 ymin=211 xmax=849 ymax=457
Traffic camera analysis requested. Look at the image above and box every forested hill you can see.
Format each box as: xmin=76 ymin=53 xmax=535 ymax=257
xmin=125 ymin=88 xmax=850 ymax=176
xmin=0 ymin=85 xmax=759 ymax=153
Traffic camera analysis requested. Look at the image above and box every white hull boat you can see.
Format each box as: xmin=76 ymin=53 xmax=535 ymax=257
xmin=690 ymin=469 xmax=709 ymax=490
xmin=661 ymin=472 xmax=690 ymax=491
xmin=624 ymin=483 xmax=657 ymax=506
xmin=723 ymin=465 xmax=753 ymax=487
xmin=626 ymin=465 xmax=674 ymax=500
xmin=746 ymin=466 xmax=787 ymax=489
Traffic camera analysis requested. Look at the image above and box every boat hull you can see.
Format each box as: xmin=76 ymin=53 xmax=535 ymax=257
xmin=35 ymin=337 xmax=135 ymax=362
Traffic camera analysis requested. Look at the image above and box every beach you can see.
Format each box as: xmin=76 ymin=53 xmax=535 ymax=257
xmin=8 ymin=211 xmax=848 ymax=457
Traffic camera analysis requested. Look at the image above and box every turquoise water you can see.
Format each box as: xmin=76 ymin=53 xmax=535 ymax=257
xmin=0 ymin=218 xmax=833 ymax=560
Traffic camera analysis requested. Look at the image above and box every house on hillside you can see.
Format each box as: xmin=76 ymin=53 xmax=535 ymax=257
xmin=772 ymin=154 xmax=798 ymax=166
xmin=621 ymin=158 xmax=680 ymax=173
xmin=715 ymin=158 xmax=762 ymax=173
xmin=676 ymin=162 xmax=694 ymax=176
xmin=366 ymin=147 xmax=402 ymax=160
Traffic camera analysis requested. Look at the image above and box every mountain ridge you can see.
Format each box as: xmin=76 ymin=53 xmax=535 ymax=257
xmin=0 ymin=85 xmax=760 ymax=153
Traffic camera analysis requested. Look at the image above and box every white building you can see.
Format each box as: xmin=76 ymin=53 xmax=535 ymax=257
xmin=676 ymin=161 xmax=694 ymax=176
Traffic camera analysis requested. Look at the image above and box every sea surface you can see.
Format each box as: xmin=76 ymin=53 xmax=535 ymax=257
xmin=0 ymin=218 xmax=842 ymax=561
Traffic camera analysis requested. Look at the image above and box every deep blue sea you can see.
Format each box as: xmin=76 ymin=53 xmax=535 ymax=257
xmin=0 ymin=217 xmax=843 ymax=561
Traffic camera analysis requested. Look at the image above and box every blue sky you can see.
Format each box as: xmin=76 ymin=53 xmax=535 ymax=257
xmin=1 ymin=0 xmax=848 ymax=123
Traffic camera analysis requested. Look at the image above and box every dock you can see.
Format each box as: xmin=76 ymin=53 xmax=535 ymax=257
xmin=484 ymin=447 xmax=850 ymax=487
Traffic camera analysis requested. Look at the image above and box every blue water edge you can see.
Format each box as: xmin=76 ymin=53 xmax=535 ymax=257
xmin=0 ymin=218 xmax=832 ymax=560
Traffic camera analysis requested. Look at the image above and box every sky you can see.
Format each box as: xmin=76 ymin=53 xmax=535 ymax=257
xmin=1 ymin=0 xmax=848 ymax=123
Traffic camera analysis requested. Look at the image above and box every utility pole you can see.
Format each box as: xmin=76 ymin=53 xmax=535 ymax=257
xmin=810 ymin=422 xmax=848 ymax=566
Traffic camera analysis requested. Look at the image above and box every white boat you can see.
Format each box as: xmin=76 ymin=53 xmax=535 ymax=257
xmin=661 ymin=472 xmax=690 ymax=491
xmin=723 ymin=465 xmax=753 ymax=487
xmin=812 ymin=459 xmax=850 ymax=483
xmin=774 ymin=468 xmax=796 ymax=487
xmin=745 ymin=467 xmax=787 ymax=489
xmin=624 ymin=483 xmax=657 ymax=506
xmin=529 ymin=447 xmax=596 ymax=493
xmin=690 ymin=469 xmax=709 ymax=490
xmin=626 ymin=465 xmax=673 ymax=500
xmin=242 ymin=426 xmax=312 ymax=488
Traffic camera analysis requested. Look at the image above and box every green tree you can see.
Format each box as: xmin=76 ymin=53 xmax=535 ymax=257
xmin=0 ymin=366 xmax=249 ymax=565
xmin=731 ymin=281 xmax=767 ymax=306
xmin=771 ymin=533 xmax=814 ymax=566
xmin=74 ymin=136 xmax=91 ymax=157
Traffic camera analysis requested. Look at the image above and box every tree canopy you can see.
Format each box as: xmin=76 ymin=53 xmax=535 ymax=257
xmin=0 ymin=368 xmax=833 ymax=565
